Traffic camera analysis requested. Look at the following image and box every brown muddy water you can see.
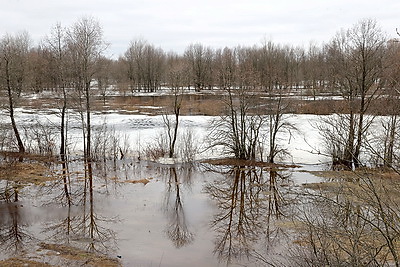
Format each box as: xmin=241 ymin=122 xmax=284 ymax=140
xmin=0 ymin=159 xmax=323 ymax=266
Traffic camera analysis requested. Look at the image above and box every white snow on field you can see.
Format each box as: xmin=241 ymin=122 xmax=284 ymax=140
xmin=1 ymin=108 xmax=330 ymax=165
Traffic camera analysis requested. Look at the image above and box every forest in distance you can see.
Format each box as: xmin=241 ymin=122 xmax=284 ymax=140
xmin=1 ymin=16 xmax=400 ymax=267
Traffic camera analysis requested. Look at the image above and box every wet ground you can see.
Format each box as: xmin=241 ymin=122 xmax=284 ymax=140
xmin=0 ymin=158 xmax=325 ymax=266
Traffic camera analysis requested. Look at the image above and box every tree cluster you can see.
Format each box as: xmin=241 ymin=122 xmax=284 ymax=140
xmin=1 ymin=19 xmax=397 ymax=96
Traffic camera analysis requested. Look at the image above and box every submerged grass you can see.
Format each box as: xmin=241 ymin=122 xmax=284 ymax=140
xmin=39 ymin=243 xmax=121 ymax=267
xmin=0 ymin=161 xmax=56 ymax=185
xmin=308 ymin=168 xmax=400 ymax=182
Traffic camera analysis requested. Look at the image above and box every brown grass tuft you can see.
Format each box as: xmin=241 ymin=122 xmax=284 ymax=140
xmin=40 ymin=243 xmax=121 ymax=267
xmin=0 ymin=258 xmax=53 ymax=267
xmin=123 ymin=178 xmax=151 ymax=185
xmin=0 ymin=161 xmax=56 ymax=184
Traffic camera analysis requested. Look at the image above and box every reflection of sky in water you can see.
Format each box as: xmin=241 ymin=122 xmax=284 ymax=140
xmin=0 ymin=161 xmax=312 ymax=266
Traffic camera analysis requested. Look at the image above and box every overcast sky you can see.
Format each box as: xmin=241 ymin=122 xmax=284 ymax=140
xmin=1 ymin=0 xmax=399 ymax=58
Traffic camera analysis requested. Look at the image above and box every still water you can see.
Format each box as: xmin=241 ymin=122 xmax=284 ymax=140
xmin=0 ymin=158 xmax=323 ymax=266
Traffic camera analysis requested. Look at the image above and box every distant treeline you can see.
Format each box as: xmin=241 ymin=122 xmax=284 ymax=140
xmin=0 ymin=17 xmax=399 ymax=96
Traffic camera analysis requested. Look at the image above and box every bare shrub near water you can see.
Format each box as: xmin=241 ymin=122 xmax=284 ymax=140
xmin=91 ymin=120 xmax=131 ymax=162
xmin=313 ymin=114 xmax=352 ymax=167
xmin=290 ymin=172 xmax=400 ymax=266
xmin=177 ymin=128 xmax=200 ymax=163
xmin=208 ymin=88 xmax=266 ymax=160
xmin=22 ymin=118 xmax=57 ymax=156
xmin=142 ymin=127 xmax=199 ymax=163
xmin=142 ymin=132 xmax=169 ymax=161
xmin=365 ymin=116 xmax=400 ymax=169
xmin=0 ymin=125 xmax=14 ymax=152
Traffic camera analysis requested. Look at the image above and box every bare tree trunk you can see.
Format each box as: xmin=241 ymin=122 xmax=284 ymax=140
xmin=6 ymin=62 xmax=25 ymax=155
xmin=343 ymin=111 xmax=355 ymax=169
xmin=354 ymin=111 xmax=364 ymax=168
xmin=60 ymin=86 xmax=67 ymax=161
xmin=85 ymin=81 xmax=91 ymax=162
xmin=169 ymin=108 xmax=180 ymax=158
xmin=383 ymin=115 xmax=397 ymax=168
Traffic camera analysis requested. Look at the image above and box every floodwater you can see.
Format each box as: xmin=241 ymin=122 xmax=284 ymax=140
xmin=0 ymin=109 xmax=328 ymax=266
xmin=0 ymin=158 xmax=324 ymax=266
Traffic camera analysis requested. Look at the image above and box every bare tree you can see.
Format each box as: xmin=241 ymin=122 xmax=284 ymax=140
xmin=163 ymin=52 xmax=188 ymax=159
xmin=66 ymin=16 xmax=107 ymax=162
xmin=266 ymin=91 xmax=297 ymax=163
xmin=235 ymin=46 xmax=259 ymax=90
xmin=321 ymin=19 xmax=386 ymax=169
xmin=209 ymin=87 xmax=265 ymax=160
xmin=95 ymin=56 xmax=113 ymax=103
xmin=376 ymin=37 xmax=400 ymax=168
xmin=0 ymin=32 xmax=30 ymax=155
xmin=162 ymin=87 xmax=183 ymax=159
xmin=44 ymin=22 xmax=69 ymax=162
xmin=26 ymin=46 xmax=49 ymax=93
xmin=257 ymin=40 xmax=279 ymax=91
xmin=184 ymin=43 xmax=213 ymax=91
xmin=124 ymin=39 xmax=165 ymax=92
xmin=213 ymin=47 xmax=237 ymax=90
xmin=165 ymin=52 xmax=189 ymax=90
xmin=124 ymin=39 xmax=146 ymax=92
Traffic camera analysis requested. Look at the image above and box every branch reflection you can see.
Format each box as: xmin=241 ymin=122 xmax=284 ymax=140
xmin=43 ymin=160 xmax=117 ymax=255
xmin=0 ymin=201 xmax=32 ymax=254
xmin=163 ymin=165 xmax=194 ymax=248
xmin=204 ymin=165 xmax=290 ymax=265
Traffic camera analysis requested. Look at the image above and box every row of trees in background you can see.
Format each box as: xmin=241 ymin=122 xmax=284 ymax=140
xmin=1 ymin=19 xmax=399 ymax=96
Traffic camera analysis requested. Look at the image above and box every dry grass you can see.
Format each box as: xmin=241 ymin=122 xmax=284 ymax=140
xmin=123 ymin=178 xmax=152 ymax=185
xmin=39 ymin=243 xmax=121 ymax=267
xmin=105 ymin=93 xmax=226 ymax=115
xmin=308 ymin=168 xmax=400 ymax=181
xmin=0 ymin=151 xmax=58 ymax=163
xmin=0 ymin=161 xmax=56 ymax=184
xmin=16 ymin=88 xmax=400 ymax=117
xmin=0 ymin=258 xmax=53 ymax=267
xmin=0 ymin=152 xmax=61 ymax=184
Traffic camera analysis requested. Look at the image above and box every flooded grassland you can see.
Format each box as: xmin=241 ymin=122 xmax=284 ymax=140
xmin=1 ymin=93 xmax=399 ymax=266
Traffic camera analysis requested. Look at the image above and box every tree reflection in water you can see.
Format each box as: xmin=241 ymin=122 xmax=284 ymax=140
xmin=163 ymin=166 xmax=194 ymax=248
xmin=0 ymin=158 xmax=118 ymax=259
xmin=0 ymin=200 xmax=33 ymax=255
xmin=204 ymin=165 xmax=291 ymax=265
xmin=43 ymin=160 xmax=117 ymax=254
xmin=0 ymin=178 xmax=32 ymax=255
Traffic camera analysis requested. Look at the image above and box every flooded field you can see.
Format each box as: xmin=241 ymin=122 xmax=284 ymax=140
xmin=0 ymin=109 xmax=329 ymax=266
